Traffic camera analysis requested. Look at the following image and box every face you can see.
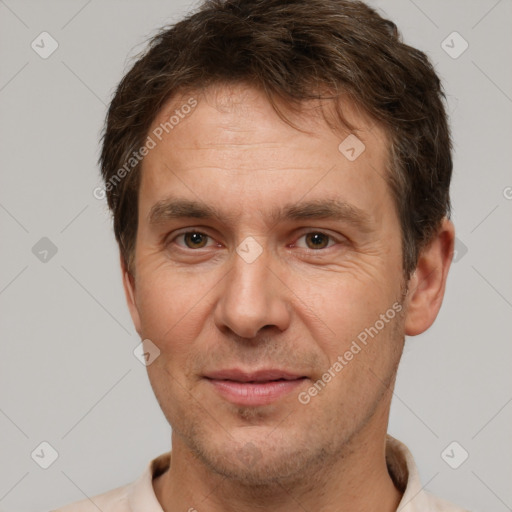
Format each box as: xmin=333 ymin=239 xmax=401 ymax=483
xmin=124 ymin=84 xmax=410 ymax=484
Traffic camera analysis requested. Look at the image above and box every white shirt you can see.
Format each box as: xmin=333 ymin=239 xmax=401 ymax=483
xmin=52 ymin=436 xmax=469 ymax=511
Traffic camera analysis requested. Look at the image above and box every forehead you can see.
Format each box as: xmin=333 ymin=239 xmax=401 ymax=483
xmin=148 ymin=84 xmax=386 ymax=153
xmin=139 ymin=84 xmax=392 ymax=224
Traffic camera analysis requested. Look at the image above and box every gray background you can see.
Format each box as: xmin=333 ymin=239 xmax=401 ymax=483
xmin=0 ymin=0 xmax=511 ymax=511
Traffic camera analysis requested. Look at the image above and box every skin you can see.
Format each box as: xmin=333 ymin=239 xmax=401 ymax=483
xmin=121 ymin=83 xmax=455 ymax=512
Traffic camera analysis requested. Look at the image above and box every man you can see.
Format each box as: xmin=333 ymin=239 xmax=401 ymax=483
xmin=54 ymin=0 xmax=468 ymax=510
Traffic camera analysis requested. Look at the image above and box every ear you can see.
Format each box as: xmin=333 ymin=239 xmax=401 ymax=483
xmin=404 ymin=218 xmax=455 ymax=336
xmin=120 ymin=251 xmax=142 ymax=336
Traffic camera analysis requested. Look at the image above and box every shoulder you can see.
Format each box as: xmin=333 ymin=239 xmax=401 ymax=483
xmin=50 ymin=482 xmax=130 ymax=512
xmin=423 ymin=490 xmax=471 ymax=512
xmin=386 ymin=436 xmax=471 ymax=512
xmin=49 ymin=451 xmax=170 ymax=512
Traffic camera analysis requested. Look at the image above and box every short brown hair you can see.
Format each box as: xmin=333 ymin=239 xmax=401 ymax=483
xmin=100 ymin=0 xmax=452 ymax=278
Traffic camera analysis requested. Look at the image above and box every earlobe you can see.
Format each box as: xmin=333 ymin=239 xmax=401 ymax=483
xmin=404 ymin=218 xmax=455 ymax=336
xmin=120 ymin=252 xmax=142 ymax=336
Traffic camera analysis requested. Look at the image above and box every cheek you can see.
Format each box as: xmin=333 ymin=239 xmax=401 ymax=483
xmin=303 ymin=295 xmax=404 ymax=415
xmin=135 ymin=268 xmax=211 ymax=353
xmin=302 ymin=275 xmax=404 ymax=403
xmin=298 ymin=270 xmax=396 ymax=352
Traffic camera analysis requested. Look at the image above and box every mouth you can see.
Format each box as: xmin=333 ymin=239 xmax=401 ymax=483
xmin=203 ymin=369 xmax=308 ymax=406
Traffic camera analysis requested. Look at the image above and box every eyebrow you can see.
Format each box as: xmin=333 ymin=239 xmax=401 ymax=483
xmin=148 ymin=197 xmax=373 ymax=232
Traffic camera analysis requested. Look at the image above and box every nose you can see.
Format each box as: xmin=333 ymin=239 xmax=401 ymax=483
xmin=213 ymin=242 xmax=291 ymax=339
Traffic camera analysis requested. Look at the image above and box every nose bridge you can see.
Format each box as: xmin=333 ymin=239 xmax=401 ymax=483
xmin=214 ymin=240 xmax=290 ymax=338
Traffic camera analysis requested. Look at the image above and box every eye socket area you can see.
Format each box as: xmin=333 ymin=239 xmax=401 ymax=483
xmin=290 ymin=231 xmax=340 ymax=251
xmin=167 ymin=229 xmax=344 ymax=252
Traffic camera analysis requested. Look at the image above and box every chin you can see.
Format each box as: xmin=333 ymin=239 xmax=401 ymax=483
xmin=188 ymin=430 xmax=332 ymax=486
xmin=204 ymin=452 xmax=307 ymax=486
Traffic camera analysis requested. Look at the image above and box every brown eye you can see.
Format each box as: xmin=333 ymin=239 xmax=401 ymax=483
xmin=182 ymin=232 xmax=209 ymax=249
xmin=304 ymin=232 xmax=331 ymax=250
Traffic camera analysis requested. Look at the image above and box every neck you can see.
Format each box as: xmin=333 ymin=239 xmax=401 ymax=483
xmin=154 ymin=416 xmax=402 ymax=512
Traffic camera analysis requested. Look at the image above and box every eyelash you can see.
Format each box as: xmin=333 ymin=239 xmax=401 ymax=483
xmin=166 ymin=229 xmax=342 ymax=253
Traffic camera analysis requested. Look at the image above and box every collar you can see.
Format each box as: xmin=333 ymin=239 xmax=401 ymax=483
xmin=126 ymin=435 xmax=456 ymax=511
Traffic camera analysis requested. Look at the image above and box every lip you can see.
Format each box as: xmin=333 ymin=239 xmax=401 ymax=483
xmin=205 ymin=368 xmax=304 ymax=382
xmin=204 ymin=368 xmax=307 ymax=406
